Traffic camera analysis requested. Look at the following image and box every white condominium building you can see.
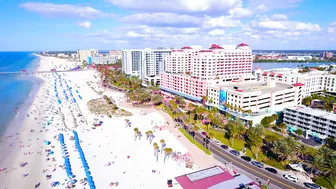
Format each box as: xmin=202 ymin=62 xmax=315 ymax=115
xmin=325 ymin=75 xmax=336 ymax=94
xmin=142 ymin=48 xmax=171 ymax=85
xmin=122 ymin=50 xmax=143 ymax=78
xmin=92 ymin=55 xmax=118 ymax=65
xmin=122 ymin=48 xmax=171 ymax=85
xmin=207 ymin=79 xmax=303 ymax=124
xmin=258 ymin=68 xmax=336 ymax=96
xmin=77 ymin=49 xmax=98 ymax=63
xmin=284 ymin=106 xmax=336 ymax=141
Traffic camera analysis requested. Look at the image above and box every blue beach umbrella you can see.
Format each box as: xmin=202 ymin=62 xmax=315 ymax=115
xmin=78 ymin=95 xmax=82 ymax=100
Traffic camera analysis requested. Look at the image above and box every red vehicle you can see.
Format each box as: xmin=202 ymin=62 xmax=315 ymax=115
xmin=201 ymin=131 xmax=207 ymax=136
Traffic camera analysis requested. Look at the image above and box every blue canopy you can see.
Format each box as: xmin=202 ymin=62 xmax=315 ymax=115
xmin=78 ymin=95 xmax=82 ymax=100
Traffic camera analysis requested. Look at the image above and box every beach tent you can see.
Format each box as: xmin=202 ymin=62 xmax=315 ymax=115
xmin=73 ymin=99 xmax=76 ymax=103
xmin=58 ymin=100 xmax=61 ymax=104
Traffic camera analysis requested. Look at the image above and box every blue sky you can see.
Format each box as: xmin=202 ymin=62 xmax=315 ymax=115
xmin=1 ymin=0 xmax=335 ymax=51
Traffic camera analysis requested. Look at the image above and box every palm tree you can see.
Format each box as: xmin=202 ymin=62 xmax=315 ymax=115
xmin=202 ymin=96 xmax=208 ymax=106
xmin=297 ymin=143 xmax=309 ymax=160
xmin=227 ymin=121 xmax=239 ymax=147
xmin=253 ymin=136 xmax=264 ymax=160
xmin=154 ymin=143 xmax=160 ymax=162
xmin=153 ymin=142 xmax=158 ymax=156
xmin=160 ymin=139 xmax=166 ymax=154
xmin=134 ymin=128 xmax=139 ymax=140
xmin=310 ymin=156 xmax=323 ymax=179
xmin=148 ymin=130 xmax=154 ymax=144
xmin=163 ymin=148 xmax=173 ymax=163
xmin=187 ymin=103 xmax=194 ymax=118
xmin=248 ymin=123 xmax=264 ymax=138
xmin=145 ymin=131 xmax=149 ymax=140
xmin=151 ymin=94 xmax=163 ymax=105
xmin=317 ymin=146 xmax=334 ymax=160
xmin=296 ymin=129 xmax=304 ymax=138
xmin=324 ymin=158 xmax=336 ymax=188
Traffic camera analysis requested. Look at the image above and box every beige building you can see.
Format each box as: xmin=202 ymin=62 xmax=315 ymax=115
xmin=77 ymin=49 xmax=98 ymax=63
xmin=207 ymin=78 xmax=303 ymax=124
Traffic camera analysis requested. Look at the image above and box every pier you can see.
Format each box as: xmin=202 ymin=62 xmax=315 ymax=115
xmin=0 ymin=69 xmax=90 ymax=75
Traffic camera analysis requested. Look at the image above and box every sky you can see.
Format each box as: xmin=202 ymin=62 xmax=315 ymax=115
xmin=1 ymin=0 xmax=336 ymax=51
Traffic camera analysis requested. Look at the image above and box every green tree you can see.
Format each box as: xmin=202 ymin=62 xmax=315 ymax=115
xmin=296 ymin=129 xmax=304 ymax=138
xmin=151 ymin=94 xmax=163 ymax=105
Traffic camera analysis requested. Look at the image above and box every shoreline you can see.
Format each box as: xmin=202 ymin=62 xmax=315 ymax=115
xmin=0 ymin=54 xmax=42 ymax=163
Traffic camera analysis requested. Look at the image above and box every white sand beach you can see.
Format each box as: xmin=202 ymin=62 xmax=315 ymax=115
xmin=0 ymin=55 xmax=222 ymax=189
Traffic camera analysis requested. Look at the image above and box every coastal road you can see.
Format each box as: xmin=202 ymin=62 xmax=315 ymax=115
xmin=193 ymin=131 xmax=306 ymax=189
xmin=163 ymin=102 xmax=307 ymax=189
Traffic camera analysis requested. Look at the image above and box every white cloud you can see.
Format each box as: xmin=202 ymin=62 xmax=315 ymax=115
xmin=295 ymin=22 xmax=320 ymax=31
xmin=327 ymin=22 xmax=336 ymax=33
xmin=248 ymin=0 xmax=302 ymax=10
xmin=270 ymin=14 xmax=288 ymax=20
xmin=251 ymin=21 xmax=287 ymax=30
xmin=228 ymin=8 xmax=253 ymax=19
xmin=20 ymin=2 xmax=103 ymax=18
xmin=254 ymin=4 xmax=267 ymax=12
xmin=251 ymin=20 xmax=320 ymax=32
xmin=203 ymin=16 xmax=241 ymax=28
xmin=122 ymin=13 xmax=201 ymax=27
xmin=78 ymin=21 xmax=91 ymax=29
xmin=208 ymin=29 xmax=225 ymax=36
xmin=108 ymin=0 xmax=243 ymax=14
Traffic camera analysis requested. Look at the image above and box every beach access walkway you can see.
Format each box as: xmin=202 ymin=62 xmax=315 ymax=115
xmin=0 ymin=69 xmax=90 ymax=75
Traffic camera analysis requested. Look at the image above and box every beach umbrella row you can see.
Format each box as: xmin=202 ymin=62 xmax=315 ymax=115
xmin=59 ymin=133 xmax=74 ymax=178
xmin=73 ymin=131 xmax=96 ymax=189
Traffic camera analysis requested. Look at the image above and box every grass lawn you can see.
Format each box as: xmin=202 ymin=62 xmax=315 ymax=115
xmin=201 ymin=125 xmax=245 ymax=151
xmin=264 ymin=129 xmax=284 ymax=139
xmin=178 ymin=128 xmax=211 ymax=155
xmin=315 ymin=176 xmax=336 ymax=189
xmin=203 ymin=126 xmax=285 ymax=170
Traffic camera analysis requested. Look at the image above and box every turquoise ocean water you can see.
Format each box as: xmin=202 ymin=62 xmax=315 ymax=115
xmin=0 ymin=52 xmax=39 ymax=136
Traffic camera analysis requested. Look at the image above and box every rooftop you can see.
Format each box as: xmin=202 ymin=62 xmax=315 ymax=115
xmin=213 ymin=81 xmax=294 ymax=94
xmin=175 ymin=166 xmax=261 ymax=189
xmin=175 ymin=166 xmax=233 ymax=189
xmin=285 ymin=106 xmax=336 ymax=122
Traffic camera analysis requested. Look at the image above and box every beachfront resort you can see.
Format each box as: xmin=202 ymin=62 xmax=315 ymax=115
xmin=0 ymin=44 xmax=335 ymax=189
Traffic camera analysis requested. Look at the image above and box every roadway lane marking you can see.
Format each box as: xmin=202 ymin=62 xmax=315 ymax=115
xmin=195 ymin=135 xmax=296 ymax=189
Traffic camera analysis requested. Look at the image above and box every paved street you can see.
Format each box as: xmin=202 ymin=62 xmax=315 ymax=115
xmin=193 ymin=131 xmax=307 ymax=189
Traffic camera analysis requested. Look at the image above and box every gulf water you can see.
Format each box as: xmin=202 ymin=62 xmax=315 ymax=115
xmin=0 ymin=52 xmax=39 ymax=136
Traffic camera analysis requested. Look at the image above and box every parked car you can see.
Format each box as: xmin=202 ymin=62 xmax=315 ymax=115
xmin=303 ymin=182 xmax=322 ymax=189
xmin=220 ymin=144 xmax=228 ymax=150
xmin=251 ymin=161 xmax=264 ymax=168
xmin=229 ymin=150 xmax=240 ymax=156
xmin=265 ymin=167 xmax=278 ymax=174
xmin=201 ymin=131 xmax=207 ymax=136
xmin=283 ymin=174 xmax=298 ymax=182
xmin=241 ymin=156 xmax=251 ymax=162
xmin=213 ymin=140 xmax=220 ymax=145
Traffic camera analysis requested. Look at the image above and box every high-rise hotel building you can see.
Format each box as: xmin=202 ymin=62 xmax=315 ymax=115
xmin=122 ymin=49 xmax=171 ymax=85
xmin=160 ymin=43 xmax=253 ymax=102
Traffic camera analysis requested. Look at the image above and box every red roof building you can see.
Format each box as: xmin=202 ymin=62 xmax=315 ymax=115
xmin=292 ymin=83 xmax=304 ymax=87
xmin=209 ymin=44 xmax=223 ymax=49
xmin=182 ymin=46 xmax=193 ymax=49
xmin=237 ymin=43 xmax=249 ymax=47
xmin=174 ymin=166 xmax=262 ymax=189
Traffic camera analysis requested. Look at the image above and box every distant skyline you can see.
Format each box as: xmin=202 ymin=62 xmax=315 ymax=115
xmin=1 ymin=0 xmax=336 ymax=51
